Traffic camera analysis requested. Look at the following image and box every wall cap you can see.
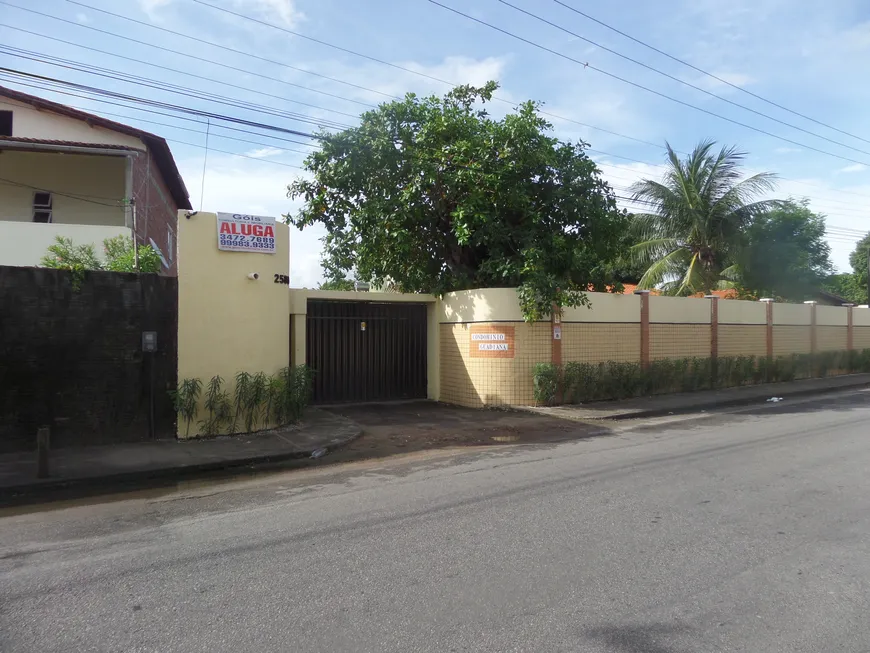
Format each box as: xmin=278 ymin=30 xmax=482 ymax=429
xmin=759 ymin=298 xmax=775 ymax=303
xmin=842 ymin=303 xmax=856 ymax=307
xmin=803 ymin=300 xmax=818 ymax=305
xmin=633 ymin=289 xmax=651 ymax=295
xmin=703 ymin=295 xmax=719 ymax=299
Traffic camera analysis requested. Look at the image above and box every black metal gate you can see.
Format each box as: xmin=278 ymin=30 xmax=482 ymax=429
xmin=306 ymin=300 xmax=428 ymax=403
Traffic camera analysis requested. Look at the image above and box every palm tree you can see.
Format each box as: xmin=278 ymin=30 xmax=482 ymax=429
xmin=629 ymin=140 xmax=779 ymax=296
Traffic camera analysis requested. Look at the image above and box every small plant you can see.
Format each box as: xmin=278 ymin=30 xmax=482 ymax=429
xmin=199 ymin=375 xmax=233 ymax=436
xmin=273 ymin=366 xmax=314 ymax=423
xmin=244 ymin=372 xmax=269 ymax=432
xmin=231 ymin=371 xmax=252 ymax=433
xmin=533 ymin=362 xmax=560 ymax=405
xmin=170 ymin=378 xmax=202 ymax=437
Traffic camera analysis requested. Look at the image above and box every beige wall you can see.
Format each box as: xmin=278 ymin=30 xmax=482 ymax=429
xmin=0 ymin=151 xmax=128 ymax=226
xmin=562 ymin=323 xmax=640 ymax=363
xmin=719 ymin=325 xmax=767 ymax=358
xmin=0 ymin=222 xmax=133 ymax=268
xmin=854 ymin=327 xmax=870 ymax=350
xmin=816 ymin=305 xmax=847 ymax=326
xmin=439 ymin=288 xmax=526 ymax=323
xmin=817 ymin=326 xmax=847 ymax=352
xmin=177 ymin=211 xmax=290 ymax=438
xmin=563 ymin=291 xmax=640 ymax=323
xmin=650 ymin=324 xmax=711 ymax=360
xmin=718 ymin=300 xmax=767 ymax=325
xmin=1 ymin=98 xmax=145 ymax=148
xmin=773 ymin=303 xmax=811 ymax=326
xmin=649 ymin=295 xmax=711 ymax=324
xmin=773 ymin=326 xmax=811 ymax=356
xmin=853 ymin=308 xmax=870 ymax=327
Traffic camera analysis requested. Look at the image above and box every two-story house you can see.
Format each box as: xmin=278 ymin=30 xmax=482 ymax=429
xmin=0 ymin=85 xmax=191 ymax=274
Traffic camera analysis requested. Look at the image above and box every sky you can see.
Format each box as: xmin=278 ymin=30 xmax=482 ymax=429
xmin=2 ymin=0 xmax=870 ymax=285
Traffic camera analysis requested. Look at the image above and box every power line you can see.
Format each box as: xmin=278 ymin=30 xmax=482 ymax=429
xmin=1 ymin=48 xmax=355 ymax=132
xmin=59 ymin=0 xmax=398 ymax=101
xmin=495 ymin=0 xmax=870 ymax=158
xmin=0 ymin=68 xmax=323 ymax=140
xmin=187 ymin=0 xmax=681 ymax=151
xmin=549 ymin=0 xmax=870 ymax=147
xmin=427 ymin=0 xmax=870 ymax=168
xmin=0 ymin=1 xmax=379 ymax=109
xmin=0 ymin=24 xmax=364 ymax=121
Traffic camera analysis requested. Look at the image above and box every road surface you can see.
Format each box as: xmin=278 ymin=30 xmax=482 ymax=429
xmin=2 ymin=390 xmax=870 ymax=652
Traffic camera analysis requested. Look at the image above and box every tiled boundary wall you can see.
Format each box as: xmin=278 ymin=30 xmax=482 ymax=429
xmin=439 ymin=288 xmax=870 ymax=408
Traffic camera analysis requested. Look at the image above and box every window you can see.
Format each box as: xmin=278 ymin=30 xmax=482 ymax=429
xmin=0 ymin=111 xmax=11 ymax=137
xmin=167 ymin=228 xmax=174 ymax=263
xmin=33 ymin=192 xmax=52 ymax=223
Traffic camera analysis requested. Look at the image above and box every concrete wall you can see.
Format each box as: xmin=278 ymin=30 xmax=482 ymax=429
xmin=649 ymin=295 xmax=712 ymax=324
xmin=0 ymin=151 xmax=128 ymax=226
xmin=0 ymin=222 xmax=133 ymax=268
xmin=1 ymin=97 xmax=145 ymax=148
xmin=0 ymin=265 xmax=177 ymax=453
xmin=439 ymin=288 xmax=525 ymax=323
xmin=176 ymin=211 xmax=290 ymax=438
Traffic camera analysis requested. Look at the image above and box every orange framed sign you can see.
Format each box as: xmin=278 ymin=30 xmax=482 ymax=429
xmin=469 ymin=325 xmax=515 ymax=359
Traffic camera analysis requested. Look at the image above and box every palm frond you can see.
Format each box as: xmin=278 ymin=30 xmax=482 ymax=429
xmin=637 ymin=248 xmax=692 ymax=290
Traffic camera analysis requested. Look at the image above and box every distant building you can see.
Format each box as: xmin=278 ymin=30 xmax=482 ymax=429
xmin=0 ymin=85 xmax=191 ymax=273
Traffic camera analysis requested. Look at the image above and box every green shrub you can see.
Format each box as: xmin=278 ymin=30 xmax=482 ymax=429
xmin=533 ymin=362 xmax=560 ymax=405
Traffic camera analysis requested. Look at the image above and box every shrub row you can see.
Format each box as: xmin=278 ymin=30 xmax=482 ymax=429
xmin=533 ymin=349 xmax=870 ymax=406
xmin=170 ymin=366 xmax=314 ymax=436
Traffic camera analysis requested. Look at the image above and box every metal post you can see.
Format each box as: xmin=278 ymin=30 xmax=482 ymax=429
xmin=36 ymin=426 xmax=50 ymax=478
xmin=131 ymin=199 xmax=140 ymax=273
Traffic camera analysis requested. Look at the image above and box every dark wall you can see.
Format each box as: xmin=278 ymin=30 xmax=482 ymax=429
xmin=0 ymin=266 xmax=177 ymax=453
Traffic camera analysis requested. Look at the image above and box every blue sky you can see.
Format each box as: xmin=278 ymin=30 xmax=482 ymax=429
xmin=2 ymin=0 xmax=870 ymax=285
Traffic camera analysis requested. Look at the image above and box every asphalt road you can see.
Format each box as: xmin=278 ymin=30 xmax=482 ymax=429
xmin=2 ymin=390 xmax=870 ymax=652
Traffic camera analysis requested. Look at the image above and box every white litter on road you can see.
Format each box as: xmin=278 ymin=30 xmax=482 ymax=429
xmin=767 ymin=397 xmax=784 ymax=403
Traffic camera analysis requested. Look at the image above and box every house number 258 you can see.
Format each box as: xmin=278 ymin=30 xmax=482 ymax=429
xmin=273 ymin=274 xmax=290 ymax=285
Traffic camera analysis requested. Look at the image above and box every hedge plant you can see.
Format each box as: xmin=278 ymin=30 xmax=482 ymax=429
xmin=536 ymin=349 xmax=870 ymax=405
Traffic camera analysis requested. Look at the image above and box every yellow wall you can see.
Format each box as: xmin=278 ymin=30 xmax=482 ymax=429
xmin=177 ymin=211 xmax=290 ymax=438
xmin=440 ymin=321 xmax=550 ymax=407
xmin=1 ymin=97 xmax=145 ymax=148
xmin=562 ymin=323 xmax=640 ymax=363
xmin=0 ymin=151 xmax=128 ymax=226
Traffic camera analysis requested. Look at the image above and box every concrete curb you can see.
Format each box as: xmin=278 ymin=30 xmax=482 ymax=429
xmin=513 ymin=374 xmax=870 ymax=423
xmin=0 ymin=412 xmax=362 ymax=507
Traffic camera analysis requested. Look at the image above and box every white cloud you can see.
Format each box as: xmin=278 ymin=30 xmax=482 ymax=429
xmin=138 ymin=0 xmax=173 ymax=21
xmin=75 ymin=12 xmax=91 ymax=24
xmin=775 ymin=147 xmax=802 ymax=154
xmin=838 ymin=163 xmax=867 ymax=173
xmin=231 ymin=0 xmax=304 ymax=27
xmin=244 ymin=146 xmax=285 ymax=158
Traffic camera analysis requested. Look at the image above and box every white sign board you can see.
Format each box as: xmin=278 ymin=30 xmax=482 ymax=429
xmin=216 ymin=213 xmax=276 ymax=254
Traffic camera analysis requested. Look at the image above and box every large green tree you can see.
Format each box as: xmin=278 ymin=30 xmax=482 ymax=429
xmin=824 ymin=232 xmax=870 ymax=304
xmin=737 ymin=199 xmax=833 ymax=301
xmin=287 ymin=82 xmax=627 ymax=320
xmin=629 ymin=140 xmax=779 ymax=295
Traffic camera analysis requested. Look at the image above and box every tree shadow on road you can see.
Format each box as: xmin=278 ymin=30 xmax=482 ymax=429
xmin=583 ymin=623 xmax=694 ymax=653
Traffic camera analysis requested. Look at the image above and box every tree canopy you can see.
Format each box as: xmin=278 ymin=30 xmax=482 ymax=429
xmin=824 ymin=232 xmax=870 ymax=304
xmin=737 ymin=199 xmax=833 ymax=301
xmin=629 ymin=140 xmax=779 ymax=296
xmin=287 ymin=82 xmax=628 ymax=320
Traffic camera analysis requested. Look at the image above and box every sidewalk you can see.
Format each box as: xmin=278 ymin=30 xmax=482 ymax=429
xmin=516 ymin=373 xmax=870 ymax=422
xmin=0 ymin=408 xmax=360 ymax=503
